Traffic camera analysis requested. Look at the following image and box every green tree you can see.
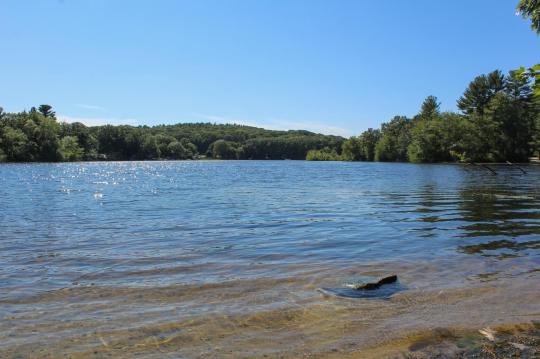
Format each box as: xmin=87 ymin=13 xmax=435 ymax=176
xmin=34 ymin=115 xmax=61 ymax=161
xmin=153 ymin=134 xmax=175 ymax=157
xmin=488 ymin=92 xmax=535 ymax=162
xmin=96 ymin=125 xmax=134 ymax=160
xmin=516 ymin=0 xmax=540 ymax=158
xmin=342 ymin=128 xmax=381 ymax=161
xmin=167 ymin=141 xmax=194 ymax=159
xmin=505 ymin=69 xmax=537 ymax=160
xmin=517 ymin=0 xmax=540 ymax=34
xmin=38 ymin=104 xmax=55 ymax=118
xmin=408 ymin=121 xmax=440 ymax=163
xmin=141 ymin=135 xmax=161 ymax=159
xmin=61 ymin=122 xmax=98 ymax=160
xmin=58 ymin=136 xmax=84 ymax=161
xmin=457 ymin=70 xmax=505 ymax=116
xmin=341 ymin=136 xmax=362 ymax=161
xmin=1 ymin=127 xmax=31 ymax=161
xmin=454 ymin=68 xmax=538 ymax=162
xmin=211 ymin=139 xmax=238 ymax=159
xmin=418 ymin=95 xmax=440 ymax=121
xmin=180 ymin=138 xmax=198 ymax=158
xmin=375 ymin=116 xmax=412 ymax=161
xmin=408 ymin=112 xmax=465 ymax=163
xmin=359 ymin=128 xmax=381 ymax=161
xmin=306 ymin=147 xmax=341 ymax=161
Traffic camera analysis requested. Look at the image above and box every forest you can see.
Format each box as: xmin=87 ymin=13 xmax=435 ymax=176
xmin=308 ymin=66 xmax=540 ymax=163
xmin=308 ymin=0 xmax=540 ymax=163
xmin=1 ymin=64 xmax=537 ymax=164
xmin=0 ymin=106 xmax=343 ymax=162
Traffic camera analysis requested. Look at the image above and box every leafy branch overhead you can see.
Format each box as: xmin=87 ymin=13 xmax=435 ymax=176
xmin=517 ymin=0 xmax=540 ymax=34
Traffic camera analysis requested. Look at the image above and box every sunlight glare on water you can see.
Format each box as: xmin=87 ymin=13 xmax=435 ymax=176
xmin=0 ymin=161 xmax=539 ymax=358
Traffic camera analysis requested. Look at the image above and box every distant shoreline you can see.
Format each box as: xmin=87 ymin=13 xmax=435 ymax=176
xmin=1 ymin=159 xmax=539 ymax=165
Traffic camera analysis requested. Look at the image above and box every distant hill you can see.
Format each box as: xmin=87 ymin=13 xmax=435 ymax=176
xmin=0 ymin=107 xmax=344 ymax=162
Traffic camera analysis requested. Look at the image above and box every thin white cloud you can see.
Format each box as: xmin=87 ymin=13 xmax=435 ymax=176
xmin=75 ymin=104 xmax=107 ymax=111
xmin=58 ymin=115 xmax=139 ymax=126
xmin=193 ymin=113 xmax=352 ymax=137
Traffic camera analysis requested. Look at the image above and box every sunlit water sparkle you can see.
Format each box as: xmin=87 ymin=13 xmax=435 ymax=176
xmin=1 ymin=161 xmax=539 ymax=358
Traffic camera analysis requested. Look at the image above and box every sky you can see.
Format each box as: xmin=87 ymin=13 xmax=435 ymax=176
xmin=0 ymin=0 xmax=538 ymax=137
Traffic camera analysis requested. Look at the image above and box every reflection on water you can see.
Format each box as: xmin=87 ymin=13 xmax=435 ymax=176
xmin=0 ymin=161 xmax=539 ymax=357
xmin=460 ymin=239 xmax=540 ymax=256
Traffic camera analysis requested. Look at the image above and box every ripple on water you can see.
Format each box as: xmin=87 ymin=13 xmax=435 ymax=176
xmin=0 ymin=161 xmax=539 ymax=357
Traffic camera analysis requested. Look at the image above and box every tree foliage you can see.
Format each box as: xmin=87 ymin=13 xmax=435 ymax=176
xmin=58 ymin=136 xmax=84 ymax=161
xmin=342 ymin=128 xmax=380 ymax=161
xmin=517 ymin=0 xmax=540 ymax=34
xmin=457 ymin=70 xmax=505 ymax=116
xmin=210 ymin=139 xmax=240 ymax=159
xmin=0 ymin=106 xmax=344 ymax=163
xmin=333 ymin=66 xmax=539 ymax=164
xmin=375 ymin=116 xmax=412 ymax=162
xmin=306 ymin=147 xmax=341 ymax=161
xmin=38 ymin=104 xmax=55 ymax=118
xmin=418 ymin=95 xmax=441 ymax=121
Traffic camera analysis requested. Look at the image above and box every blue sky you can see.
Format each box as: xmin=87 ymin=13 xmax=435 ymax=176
xmin=1 ymin=0 xmax=538 ymax=136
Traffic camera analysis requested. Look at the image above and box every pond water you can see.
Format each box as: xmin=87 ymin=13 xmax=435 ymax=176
xmin=1 ymin=161 xmax=539 ymax=358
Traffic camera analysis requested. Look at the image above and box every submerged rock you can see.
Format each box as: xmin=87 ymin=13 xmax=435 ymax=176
xmin=344 ymin=274 xmax=398 ymax=290
xmin=318 ymin=274 xmax=402 ymax=299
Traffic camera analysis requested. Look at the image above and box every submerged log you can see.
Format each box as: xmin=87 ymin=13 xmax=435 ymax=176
xmin=505 ymin=161 xmax=527 ymax=174
xmin=468 ymin=162 xmax=498 ymax=175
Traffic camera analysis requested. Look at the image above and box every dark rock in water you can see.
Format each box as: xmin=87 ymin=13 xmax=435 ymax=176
xmin=352 ymin=274 xmax=397 ymax=290
xmin=318 ymin=274 xmax=402 ymax=299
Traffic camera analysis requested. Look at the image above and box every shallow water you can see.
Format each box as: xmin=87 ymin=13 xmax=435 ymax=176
xmin=1 ymin=161 xmax=539 ymax=358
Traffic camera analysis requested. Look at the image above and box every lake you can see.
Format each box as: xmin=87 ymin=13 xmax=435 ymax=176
xmin=1 ymin=161 xmax=539 ymax=358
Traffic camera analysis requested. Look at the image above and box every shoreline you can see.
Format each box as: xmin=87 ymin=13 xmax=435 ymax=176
xmin=3 ymin=256 xmax=539 ymax=358
xmin=0 ymin=159 xmax=539 ymax=165
xmin=327 ymin=321 xmax=540 ymax=359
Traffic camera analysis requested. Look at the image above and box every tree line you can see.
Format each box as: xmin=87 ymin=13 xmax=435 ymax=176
xmin=309 ymin=66 xmax=539 ymax=163
xmin=308 ymin=0 xmax=540 ymax=163
xmin=0 ymin=106 xmax=344 ymax=162
xmin=2 ymin=65 xmax=537 ymax=164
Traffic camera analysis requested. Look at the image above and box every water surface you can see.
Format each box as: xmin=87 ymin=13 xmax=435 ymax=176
xmin=1 ymin=161 xmax=539 ymax=358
